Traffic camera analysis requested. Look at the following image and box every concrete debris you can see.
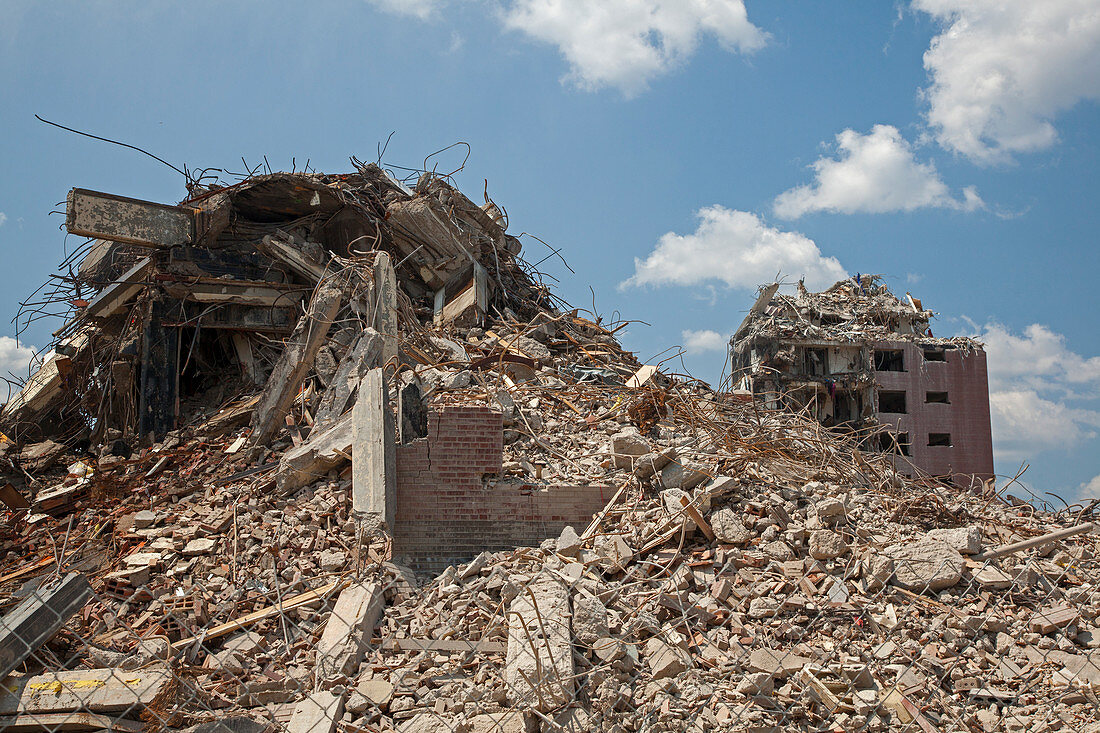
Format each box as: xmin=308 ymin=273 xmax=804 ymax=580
xmin=0 ymin=160 xmax=1097 ymax=732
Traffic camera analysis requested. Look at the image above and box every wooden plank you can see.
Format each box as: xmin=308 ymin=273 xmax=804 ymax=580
xmin=66 ymin=189 xmax=193 ymax=248
xmin=975 ymin=523 xmax=1096 ymax=561
xmin=678 ymin=496 xmax=715 ymax=541
xmin=0 ymin=573 xmax=92 ymax=679
xmin=0 ymin=666 xmax=172 ymax=716
xmin=0 ymin=711 xmax=144 ymax=732
xmin=382 ymin=638 xmax=507 ymax=654
xmin=173 ymin=580 xmax=343 ymax=649
xmin=0 ymin=483 xmax=29 ymax=510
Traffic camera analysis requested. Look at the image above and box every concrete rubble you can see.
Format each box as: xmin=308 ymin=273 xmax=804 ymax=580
xmin=0 ymin=160 xmax=1098 ymax=732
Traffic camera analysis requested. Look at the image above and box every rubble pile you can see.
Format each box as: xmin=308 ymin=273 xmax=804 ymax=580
xmin=732 ymin=275 xmax=976 ymax=347
xmin=0 ymin=161 xmax=1097 ymax=733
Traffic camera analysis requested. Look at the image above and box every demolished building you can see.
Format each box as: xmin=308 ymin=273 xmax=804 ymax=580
xmin=0 ymin=163 xmax=1097 ymax=733
xmin=730 ymin=276 xmax=995 ymax=487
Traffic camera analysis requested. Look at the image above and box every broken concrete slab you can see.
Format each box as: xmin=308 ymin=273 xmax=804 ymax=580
xmin=250 ymin=274 xmax=346 ymax=444
xmin=315 ymin=582 xmax=384 ymax=686
xmin=0 ymin=573 xmax=92 ymax=680
xmin=286 ymin=690 xmax=344 ymax=733
xmin=505 ymin=573 xmax=573 ymax=711
xmin=277 ymin=412 xmax=353 ymax=494
xmin=352 ymin=369 xmax=396 ymax=530
xmin=885 ymin=537 xmax=965 ymax=592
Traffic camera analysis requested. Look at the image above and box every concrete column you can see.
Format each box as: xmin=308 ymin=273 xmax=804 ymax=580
xmin=352 ymin=368 xmax=395 ymax=530
xmin=372 ymin=251 xmax=398 ymax=369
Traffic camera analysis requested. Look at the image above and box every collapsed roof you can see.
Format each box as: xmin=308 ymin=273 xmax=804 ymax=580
xmin=732 ymin=275 xmax=979 ymax=351
xmin=3 ymin=164 xmax=556 ymax=446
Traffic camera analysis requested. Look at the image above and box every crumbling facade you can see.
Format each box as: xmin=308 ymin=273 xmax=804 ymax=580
xmin=731 ymin=276 xmax=994 ymax=486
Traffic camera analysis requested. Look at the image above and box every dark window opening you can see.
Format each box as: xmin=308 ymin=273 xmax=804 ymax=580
xmin=926 ymin=391 xmax=950 ymax=404
xmin=878 ymin=390 xmax=907 ymax=414
xmin=874 ymin=349 xmax=905 ymax=372
xmin=804 ymin=347 xmax=829 ymax=376
xmin=820 ymin=313 xmax=845 ymax=327
xmin=928 ymin=432 xmax=952 ymax=447
xmin=877 ymin=431 xmax=910 ymax=456
xmin=923 ymin=348 xmax=947 ymax=362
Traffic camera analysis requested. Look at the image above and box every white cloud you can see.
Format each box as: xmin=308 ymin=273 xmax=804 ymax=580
xmin=914 ymin=0 xmax=1100 ymax=163
xmin=621 ymin=206 xmax=847 ymax=291
xmin=1080 ymin=474 xmax=1100 ymax=501
xmin=501 ymin=0 xmax=768 ymax=96
xmin=0 ymin=212 xmax=7 ymax=227
xmin=773 ymin=125 xmax=983 ymax=218
xmin=989 ymin=389 xmax=1100 ymax=462
xmin=0 ymin=337 xmax=38 ymax=381
xmin=365 ymin=0 xmax=442 ymax=20
xmin=979 ymin=322 xmax=1100 ymax=396
xmin=974 ymin=322 xmax=1100 ymax=464
xmin=682 ymin=329 xmax=728 ymax=354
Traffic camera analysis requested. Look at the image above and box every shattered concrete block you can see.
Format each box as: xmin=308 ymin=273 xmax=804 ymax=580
xmin=571 ymin=591 xmax=609 ymax=646
xmin=747 ymin=597 xmax=780 ymax=619
xmin=815 ymin=498 xmax=845 ymax=524
xmin=555 ymin=525 xmax=582 ymax=558
xmin=633 ymin=447 xmax=677 ymax=479
xmin=645 ymin=637 xmax=689 ymax=680
xmin=315 ymin=582 xmax=384 ymax=685
xmin=505 ymin=573 xmax=573 ymax=711
xmin=927 ymin=526 xmax=982 ymax=555
xmin=885 ymin=538 xmax=964 ymax=592
xmin=736 ymin=671 xmax=774 ymax=696
xmin=747 ymin=647 xmax=812 ymax=680
xmin=809 ymin=529 xmax=849 ymax=560
xmin=593 ymin=534 xmax=633 ymax=571
xmin=762 ymin=541 xmax=795 ymax=561
xmin=611 ymin=428 xmax=650 ymax=469
xmin=862 ymin=555 xmax=894 ymax=591
xmin=133 ymin=510 xmax=157 ymax=529
xmin=710 ymin=507 xmax=752 ymax=545
xmin=660 ymin=460 xmax=711 ymax=490
xmin=182 ymin=538 xmax=216 ymax=556
xmin=398 ymin=713 xmax=467 ymax=733
xmin=468 ymin=712 xmax=531 ymax=733
xmin=357 ymin=678 xmax=395 ymax=706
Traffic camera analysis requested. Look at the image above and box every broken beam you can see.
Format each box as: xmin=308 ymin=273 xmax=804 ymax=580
xmin=66 ymin=188 xmax=193 ymax=248
xmin=250 ymin=275 xmax=346 ymax=444
xmin=0 ymin=573 xmax=92 ymax=679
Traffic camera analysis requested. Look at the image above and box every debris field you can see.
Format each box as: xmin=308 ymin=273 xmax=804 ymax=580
xmin=0 ymin=159 xmax=1098 ymax=733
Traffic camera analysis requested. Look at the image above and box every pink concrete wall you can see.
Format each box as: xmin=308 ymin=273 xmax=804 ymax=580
xmin=872 ymin=340 xmax=994 ymax=485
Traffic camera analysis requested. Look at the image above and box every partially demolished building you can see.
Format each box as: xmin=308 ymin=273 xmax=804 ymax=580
xmin=731 ymin=277 xmax=994 ymax=486
xmin=0 ymin=163 xmax=1096 ymax=733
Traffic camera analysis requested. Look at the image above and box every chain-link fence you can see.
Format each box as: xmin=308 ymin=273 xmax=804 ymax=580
xmin=4 ymin=469 xmax=1100 ymax=733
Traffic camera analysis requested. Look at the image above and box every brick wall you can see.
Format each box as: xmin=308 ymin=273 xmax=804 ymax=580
xmin=393 ymin=405 xmax=611 ymax=573
xmin=873 ymin=340 xmax=994 ymax=485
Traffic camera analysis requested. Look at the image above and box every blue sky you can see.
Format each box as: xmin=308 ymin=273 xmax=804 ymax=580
xmin=1 ymin=1 xmax=1098 ymax=503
